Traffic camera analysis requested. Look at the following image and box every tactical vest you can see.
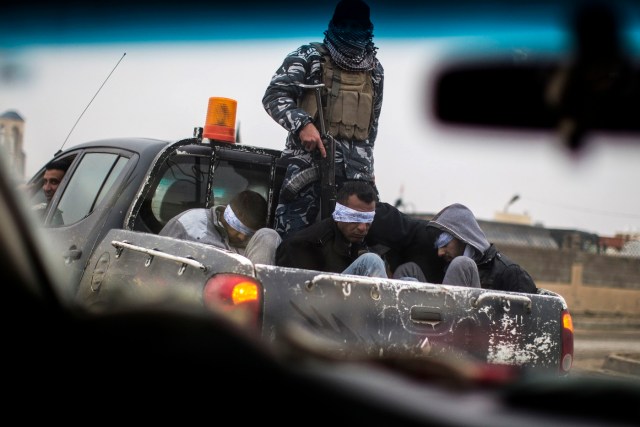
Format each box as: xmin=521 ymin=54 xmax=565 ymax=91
xmin=300 ymin=42 xmax=374 ymax=141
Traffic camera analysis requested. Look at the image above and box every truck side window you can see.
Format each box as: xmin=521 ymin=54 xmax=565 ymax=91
xmin=210 ymin=158 xmax=271 ymax=209
xmin=140 ymin=148 xmax=278 ymax=234
xmin=26 ymin=153 xmax=78 ymax=213
xmin=54 ymin=153 xmax=128 ymax=226
xmin=147 ymin=156 xmax=272 ymax=231
xmin=150 ymin=154 xmax=210 ymax=227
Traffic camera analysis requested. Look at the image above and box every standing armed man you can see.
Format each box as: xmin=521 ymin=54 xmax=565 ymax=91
xmin=263 ymin=0 xmax=384 ymax=239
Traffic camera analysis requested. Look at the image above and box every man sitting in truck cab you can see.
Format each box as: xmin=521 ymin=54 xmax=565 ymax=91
xmin=31 ymin=158 xmax=72 ymax=226
xmin=159 ymin=190 xmax=281 ymax=265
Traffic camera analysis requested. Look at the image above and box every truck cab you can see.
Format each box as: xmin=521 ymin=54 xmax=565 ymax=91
xmin=26 ymin=132 xmax=286 ymax=299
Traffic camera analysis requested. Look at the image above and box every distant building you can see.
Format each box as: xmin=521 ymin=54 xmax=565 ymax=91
xmin=600 ymin=235 xmax=626 ymax=251
xmin=493 ymin=211 xmax=532 ymax=225
xmin=0 ymin=110 xmax=26 ymax=181
xmin=408 ymin=211 xmax=638 ymax=257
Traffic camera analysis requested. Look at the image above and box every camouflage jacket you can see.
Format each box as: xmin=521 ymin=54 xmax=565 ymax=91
xmin=262 ymin=42 xmax=384 ymax=181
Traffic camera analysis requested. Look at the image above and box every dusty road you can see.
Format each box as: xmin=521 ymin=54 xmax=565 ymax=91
xmin=570 ymin=316 xmax=640 ymax=377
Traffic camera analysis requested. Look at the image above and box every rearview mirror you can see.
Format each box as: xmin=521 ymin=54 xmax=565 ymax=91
xmin=431 ymin=1 xmax=640 ymax=151
xmin=432 ymin=58 xmax=640 ymax=132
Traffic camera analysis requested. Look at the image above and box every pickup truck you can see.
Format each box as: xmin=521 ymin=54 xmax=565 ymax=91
xmin=27 ymin=100 xmax=574 ymax=376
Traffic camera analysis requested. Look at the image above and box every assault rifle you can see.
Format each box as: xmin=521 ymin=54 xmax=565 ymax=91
xmin=296 ymin=82 xmax=336 ymax=219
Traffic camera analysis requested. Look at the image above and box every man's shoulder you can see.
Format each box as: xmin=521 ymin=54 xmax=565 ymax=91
xmin=373 ymin=59 xmax=384 ymax=76
xmin=308 ymin=42 xmax=327 ymax=53
xmin=374 ymin=201 xmax=400 ymax=217
xmin=491 ymin=247 xmax=516 ymax=265
xmin=160 ymin=208 xmax=210 ymax=234
xmin=490 ymin=248 xmax=530 ymax=275
xmin=174 ymin=207 xmax=210 ymax=221
xmin=288 ymin=42 xmax=324 ymax=57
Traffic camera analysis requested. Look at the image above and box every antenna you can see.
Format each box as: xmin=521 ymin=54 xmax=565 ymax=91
xmin=56 ymin=52 xmax=127 ymax=155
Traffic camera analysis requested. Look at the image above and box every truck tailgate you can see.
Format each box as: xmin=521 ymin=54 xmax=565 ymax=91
xmin=257 ymin=264 xmax=566 ymax=373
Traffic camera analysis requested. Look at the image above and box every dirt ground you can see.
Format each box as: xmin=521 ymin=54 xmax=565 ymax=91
xmin=570 ymin=313 xmax=640 ymax=377
xmin=572 ymin=356 xmax=608 ymax=374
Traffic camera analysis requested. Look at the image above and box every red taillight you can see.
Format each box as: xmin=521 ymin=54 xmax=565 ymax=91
xmin=203 ymin=273 xmax=262 ymax=330
xmin=559 ymin=309 xmax=574 ymax=375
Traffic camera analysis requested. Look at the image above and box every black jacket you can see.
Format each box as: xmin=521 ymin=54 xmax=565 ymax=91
xmin=476 ymin=244 xmax=537 ymax=293
xmin=276 ymin=217 xmax=369 ymax=273
xmin=277 ymin=202 xmax=447 ymax=282
xmin=366 ymin=202 xmax=445 ymax=283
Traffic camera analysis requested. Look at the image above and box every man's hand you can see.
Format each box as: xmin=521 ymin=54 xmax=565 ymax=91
xmin=298 ymin=123 xmax=327 ymax=158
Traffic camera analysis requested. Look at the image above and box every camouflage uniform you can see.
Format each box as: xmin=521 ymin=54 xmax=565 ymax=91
xmin=262 ymin=43 xmax=384 ymax=238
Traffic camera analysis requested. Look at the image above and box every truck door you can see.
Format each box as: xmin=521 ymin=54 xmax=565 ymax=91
xmin=41 ymin=149 xmax=136 ymax=300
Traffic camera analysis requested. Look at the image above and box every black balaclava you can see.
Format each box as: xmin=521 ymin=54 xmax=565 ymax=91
xmin=323 ymin=0 xmax=377 ymax=71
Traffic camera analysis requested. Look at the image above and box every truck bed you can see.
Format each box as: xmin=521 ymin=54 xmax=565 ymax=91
xmin=77 ymin=229 xmax=569 ymax=374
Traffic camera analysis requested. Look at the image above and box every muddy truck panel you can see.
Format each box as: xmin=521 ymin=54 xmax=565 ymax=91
xmin=256 ymin=265 xmax=567 ymax=374
xmin=77 ymin=229 xmax=255 ymax=312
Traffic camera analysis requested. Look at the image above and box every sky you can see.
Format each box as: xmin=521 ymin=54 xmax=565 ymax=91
xmin=2 ymin=37 xmax=639 ymax=238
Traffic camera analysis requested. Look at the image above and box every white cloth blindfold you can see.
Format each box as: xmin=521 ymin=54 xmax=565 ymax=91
xmin=223 ymin=205 xmax=256 ymax=236
xmin=332 ymin=202 xmax=375 ymax=223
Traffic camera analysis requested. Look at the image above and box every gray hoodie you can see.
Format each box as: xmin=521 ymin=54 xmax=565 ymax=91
xmin=428 ymin=203 xmax=537 ymax=294
xmin=159 ymin=205 xmax=244 ymax=254
xmin=429 ymin=203 xmax=490 ymax=260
